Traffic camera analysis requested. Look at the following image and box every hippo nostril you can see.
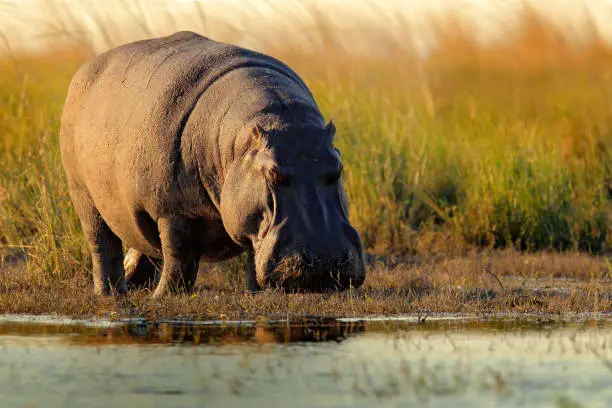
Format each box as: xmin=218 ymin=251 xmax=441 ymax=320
xmin=337 ymin=248 xmax=352 ymax=266
xmin=300 ymin=249 xmax=315 ymax=267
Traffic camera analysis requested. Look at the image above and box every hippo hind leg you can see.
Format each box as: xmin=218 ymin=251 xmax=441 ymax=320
xmin=124 ymin=248 xmax=162 ymax=290
xmin=68 ymin=185 xmax=127 ymax=295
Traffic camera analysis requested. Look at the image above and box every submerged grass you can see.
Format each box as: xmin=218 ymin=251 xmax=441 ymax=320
xmin=0 ymin=9 xmax=611 ymax=316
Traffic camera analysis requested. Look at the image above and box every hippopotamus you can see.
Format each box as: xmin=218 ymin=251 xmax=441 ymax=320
xmin=59 ymin=31 xmax=366 ymax=297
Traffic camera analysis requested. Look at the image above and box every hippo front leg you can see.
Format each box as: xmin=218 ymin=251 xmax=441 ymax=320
xmin=246 ymin=249 xmax=261 ymax=293
xmin=153 ymin=217 xmax=200 ymax=298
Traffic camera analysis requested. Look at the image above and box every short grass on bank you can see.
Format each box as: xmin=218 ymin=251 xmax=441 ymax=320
xmin=0 ymin=251 xmax=610 ymax=318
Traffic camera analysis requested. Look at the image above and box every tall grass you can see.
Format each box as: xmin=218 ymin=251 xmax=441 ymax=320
xmin=0 ymin=11 xmax=611 ymax=278
xmin=302 ymin=60 xmax=611 ymax=254
xmin=0 ymin=50 xmax=90 ymax=277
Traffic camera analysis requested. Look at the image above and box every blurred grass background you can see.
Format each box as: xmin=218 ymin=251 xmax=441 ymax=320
xmin=0 ymin=2 xmax=611 ymax=279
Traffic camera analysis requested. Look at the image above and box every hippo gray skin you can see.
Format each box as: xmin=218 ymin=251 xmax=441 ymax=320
xmin=60 ymin=31 xmax=366 ymax=297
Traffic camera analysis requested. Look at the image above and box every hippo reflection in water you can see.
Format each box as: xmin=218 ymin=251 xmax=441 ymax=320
xmin=60 ymin=31 xmax=366 ymax=297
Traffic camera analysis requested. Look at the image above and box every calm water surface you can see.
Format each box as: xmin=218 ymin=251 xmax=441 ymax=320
xmin=0 ymin=316 xmax=611 ymax=408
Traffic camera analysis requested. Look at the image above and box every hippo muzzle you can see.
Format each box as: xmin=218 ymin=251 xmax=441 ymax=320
xmin=254 ymin=219 xmax=366 ymax=292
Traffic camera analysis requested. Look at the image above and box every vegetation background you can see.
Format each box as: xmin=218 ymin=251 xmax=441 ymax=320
xmin=0 ymin=1 xmax=610 ymax=317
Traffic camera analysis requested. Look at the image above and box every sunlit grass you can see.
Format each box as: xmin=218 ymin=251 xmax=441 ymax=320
xmin=0 ymin=49 xmax=90 ymax=278
xmin=306 ymin=63 xmax=612 ymax=254
xmin=0 ymin=9 xmax=610 ymax=283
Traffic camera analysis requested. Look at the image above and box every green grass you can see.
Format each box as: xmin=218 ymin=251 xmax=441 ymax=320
xmin=0 ymin=42 xmax=611 ymax=279
xmin=305 ymin=62 xmax=612 ymax=254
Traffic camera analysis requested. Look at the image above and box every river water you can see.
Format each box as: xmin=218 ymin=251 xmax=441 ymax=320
xmin=0 ymin=316 xmax=610 ymax=407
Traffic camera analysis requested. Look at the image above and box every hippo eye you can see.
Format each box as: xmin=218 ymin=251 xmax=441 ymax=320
xmin=322 ymin=169 xmax=342 ymax=186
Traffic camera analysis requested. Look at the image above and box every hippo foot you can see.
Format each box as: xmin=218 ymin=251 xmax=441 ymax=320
xmin=124 ymin=248 xmax=162 ymax=291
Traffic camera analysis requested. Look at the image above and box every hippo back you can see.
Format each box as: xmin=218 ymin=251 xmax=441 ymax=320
xmin=60 ymin=31 xmax=322 ymax=255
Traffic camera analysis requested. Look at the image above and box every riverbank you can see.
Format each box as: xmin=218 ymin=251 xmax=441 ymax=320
xmin=1 ymin=250 xmax=609 ymax=319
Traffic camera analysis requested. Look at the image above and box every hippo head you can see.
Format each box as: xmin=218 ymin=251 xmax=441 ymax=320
xmin=221 ymin=119 xmax=366 ymax=292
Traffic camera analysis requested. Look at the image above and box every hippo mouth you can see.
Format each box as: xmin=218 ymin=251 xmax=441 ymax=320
xmin=263 ymin=253 xmax=365 ymax=292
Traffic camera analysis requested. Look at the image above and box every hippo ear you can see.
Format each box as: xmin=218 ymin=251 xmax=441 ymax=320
xmin=326 ymin=119 xmax=336 ymax=138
